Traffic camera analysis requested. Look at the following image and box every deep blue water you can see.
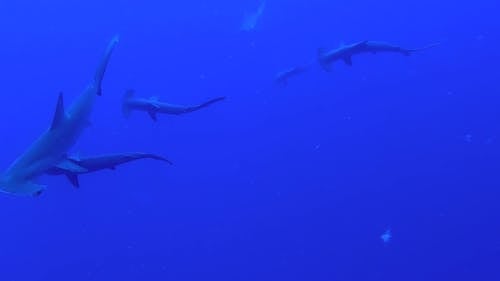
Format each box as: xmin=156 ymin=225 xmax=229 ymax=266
xmin=0 ymin=0 xmax=499 ymax=280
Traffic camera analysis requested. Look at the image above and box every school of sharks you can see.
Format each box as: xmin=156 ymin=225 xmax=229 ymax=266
xmin=0 ymin=26 xmax=439 ymax=197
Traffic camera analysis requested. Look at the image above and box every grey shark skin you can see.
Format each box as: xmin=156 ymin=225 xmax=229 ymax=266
xmin=318 ymin=40 xmax=440 ymax=71
xmin=274 ymin=65 xmax=308 ymax=86
xmin=0 ymin=36 xmax=119 ymax=197
xmin=46 ymin=152 xmax=172 ymax=188
xmin=122 ymin=90 xmax=226 ymax=121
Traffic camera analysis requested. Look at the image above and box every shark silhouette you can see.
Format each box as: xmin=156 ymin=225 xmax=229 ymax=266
xmin=318 ymin=40 xmax=440 ymax=71
xmin=274 ymin=65 xmax=309 ymax=86
xmin=122 ymin=90 xmax=225 ymax=121
xmin=0 ymin=36 xmax=119 ymax=196
xmin=46 ymin=152 xmax=172 ymax=188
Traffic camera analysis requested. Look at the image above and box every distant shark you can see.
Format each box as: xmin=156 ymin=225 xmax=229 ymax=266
xmin=274 ymin=65 xmax=309 ymax=86
xmin=0 ymin=36 xmax=119 ymax=196
xmin=317 ymin=40 xmax=440 ymax=71
xmin=46 ymin=152 xmax=172 ymax=188
xmin=122 ymin=90 xmax=226 ymax=121
xmin=241 ymin=0 xmax=266 ymax=32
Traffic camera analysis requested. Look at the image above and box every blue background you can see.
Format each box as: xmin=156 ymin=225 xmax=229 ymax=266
xmin=0 ymin=0 xmax=499 ymax=280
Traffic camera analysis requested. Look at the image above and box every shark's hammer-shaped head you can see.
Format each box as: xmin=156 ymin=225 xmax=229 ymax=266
xmin=0 ymin=174 xmax=45 ymax=197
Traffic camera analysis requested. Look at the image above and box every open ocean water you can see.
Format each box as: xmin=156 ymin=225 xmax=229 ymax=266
xmin=0 ymin=0 xmax=499 ymax=280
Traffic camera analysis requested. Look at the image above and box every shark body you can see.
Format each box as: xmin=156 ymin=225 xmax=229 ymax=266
xmin=318 ymin=40 xmax=439 ymax=71
xmin=0 ymin=36 xmax=119 ymax=196
xmin=46 ymin=152 xmax=171 ymax=188
xmin=274 ymin=65 xmax=308 ymax=86
xmin=122 ymin=90 xmax=225 ymax=121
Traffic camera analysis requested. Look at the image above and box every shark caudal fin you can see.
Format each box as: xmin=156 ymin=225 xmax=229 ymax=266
xmin=190 ymin=96 xmax=226 ymax=112
xmin=93 ymin=35 xmax=120 ymax=96
xmin=139 ymin=153 xmax=174 ymax=165
xmin=405 ymin=42 xmax=441 ymax=56
xmin=122 ymin=89 xmax=135 ymax=118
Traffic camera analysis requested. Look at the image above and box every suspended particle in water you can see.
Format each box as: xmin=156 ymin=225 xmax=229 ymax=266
xmin=380 ymin=228 xmax=392 ymax=244
xmin=485 ymin=137 xmax=495 ymax=145
xmin=464 ymin=134 xmax=473 ymax=143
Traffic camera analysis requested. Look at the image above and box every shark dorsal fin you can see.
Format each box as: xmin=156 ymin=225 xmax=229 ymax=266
xmin=51 ymin=92 xmax=66 ymax=130
xmin=68 ymin=152 xmax=81 ymax=162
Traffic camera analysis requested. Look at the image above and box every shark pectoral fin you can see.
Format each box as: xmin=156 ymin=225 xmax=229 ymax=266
xmin=50 ymin=92 xmax=67 ymax=130
xmin=343 ymin=56 xmax=353 ymax=66
xmin=65 ymin=174 xmax=80 ymax=188
xmin=148 ymin=110 xmax=158 ymax=121
xmin=56 ymin=159 xmax=88 ymax=173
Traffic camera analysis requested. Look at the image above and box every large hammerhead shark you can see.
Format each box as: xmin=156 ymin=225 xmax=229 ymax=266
xmin=317 ymin=40 xmax=440 ymax=71
xmin=0 ymin=36 xmax=119 ymax=196
xmin=122 ymin=90 xmax=225 ymax=121
xmin=45 ymin=152 xmax=172 ymax=188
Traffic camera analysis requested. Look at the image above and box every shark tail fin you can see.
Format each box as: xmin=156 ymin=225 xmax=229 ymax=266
xmin=191 ymin=96 xmax=226 ymax=112
xmin=140 ymin=153 xmax=174 ymax=165
xmin=405 ymin=42 xmax=441 ymax=55
xmin=93 ymin=35 xmax=120 ymax=96
xmin=122 ymin=89 xmax=134 ymax=118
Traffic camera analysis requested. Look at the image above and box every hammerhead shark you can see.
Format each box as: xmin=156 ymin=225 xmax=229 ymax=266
xmin=122 ymin=90 xmax=226 ymax=121
xmin=274 ymin=65 xmax=309 ymax=86
xmin=45 ymin=152 xmax=172 ymax=188
xmin=0 ymin=36 xmax=119 ymax=196
xmin=317 ymin=40 xmax=440 ymax=71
